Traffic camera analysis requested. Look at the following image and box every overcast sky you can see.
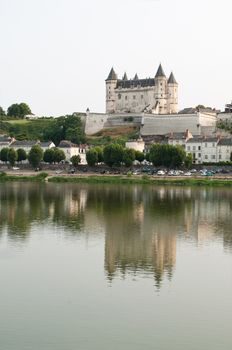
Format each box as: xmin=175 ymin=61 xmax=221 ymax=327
xmin=0 ymin=0 xmax=231 ymax=116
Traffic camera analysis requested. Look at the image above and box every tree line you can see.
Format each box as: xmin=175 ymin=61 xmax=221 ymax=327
xmin=0 ymin=103 xmax=32 ymax=118
xmin=85 ymin=143 xmax=191 ymax=168
xmin=0 ymin=146 xmax=67 ymax=168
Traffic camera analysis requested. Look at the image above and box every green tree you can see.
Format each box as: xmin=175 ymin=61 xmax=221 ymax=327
xmin=70 ymin=155 xmax=81 ymax=167
xmin=0 ymin=147 xmax=9 ymax=163
xmin=123 ymin=148 xmax=135 ymax=167
xmin=93 ymin=146 xmax=104 ymax=163
xmin=8 ymin=148 xmax=18 ymax=167
xmin=103 ymin=144 xmax=124 ymax=167
xmin=135 ymin=150 xmax=145 ymax=163
xmin=7 ymin=103 xmax=32 ymax=118
xmin=43 ymin=148 xmax=55 ymax=164
xmin=28 ymin=145 xmax=44 ymax=168
xmin=65 ymin=127 xmax=86 ymax=144
xmin=149 ymin=144 xmax=186 ymax=168
xmin=0 ymin=106 xmax=6 ymax=117
xmin=185 ymin=153 xmax=193 ymax=169
xmin=86 ymin=149 xmax=98 ymax=166
xmin=53 ymin=148 xmax=65 ymax=163
xmin=17 ymin=148 xmax=27 ymax=162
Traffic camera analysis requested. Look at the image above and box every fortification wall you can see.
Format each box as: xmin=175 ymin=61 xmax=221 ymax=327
xmin=85 ymin=113 xmax=109 ymax=135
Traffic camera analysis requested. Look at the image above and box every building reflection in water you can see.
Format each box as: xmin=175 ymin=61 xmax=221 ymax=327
xmin=0 ymin=183 xmax=232 ymax=288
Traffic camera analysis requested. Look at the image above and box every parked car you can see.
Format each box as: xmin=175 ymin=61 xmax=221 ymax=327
xmin=184 ymin=172 xmax=192 ymax=176
xmin=157 ymin=170 xmax=165 ymax=176
xmin=12 ymin=167 xmax=20 ymax=170
xmin=68 ymin=168 xmax=75 ymax=174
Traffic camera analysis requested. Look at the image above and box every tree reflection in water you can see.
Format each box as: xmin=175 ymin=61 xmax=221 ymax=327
xmin=0 ymin=183 xmax=232 ymax=288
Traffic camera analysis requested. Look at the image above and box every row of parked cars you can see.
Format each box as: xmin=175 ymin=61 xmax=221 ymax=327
xmin=133 ymin=167 xmax=232 ymax=177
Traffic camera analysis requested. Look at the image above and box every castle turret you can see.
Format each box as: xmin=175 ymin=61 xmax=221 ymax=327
xmin=154 ymin=64 xmax=168 ymax=114
xmin=133 ymin=73 xmax=139 ymax=80
xmin=122 ymin=72 xmax=128 ymax=80
xmin=167 ymin=72 xmax=178 ymax=114
xmin=106 ymin=67 xmax=118 ymax=114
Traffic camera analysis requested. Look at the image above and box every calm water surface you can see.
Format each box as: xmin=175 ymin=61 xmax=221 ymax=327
xmin=0 ymin=183 xmax=232 ymax=350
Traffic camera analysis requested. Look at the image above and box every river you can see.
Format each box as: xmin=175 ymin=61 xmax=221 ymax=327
xmin=0 ymin=183 xmax=232 ymax=350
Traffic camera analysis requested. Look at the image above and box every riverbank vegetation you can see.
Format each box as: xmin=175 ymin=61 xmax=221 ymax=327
xmin=1 ymin=171 xmax=232 ymax=187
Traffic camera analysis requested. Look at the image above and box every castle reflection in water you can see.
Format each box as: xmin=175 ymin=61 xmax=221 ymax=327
xmin=0 ymin=183 xmax=232 ymax=288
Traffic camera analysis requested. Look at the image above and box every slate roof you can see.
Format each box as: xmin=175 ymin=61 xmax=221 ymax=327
xmin=58 ymin=140 xmax=78 ymax=148
xmin=186 ymin=137 xmax=218 ymax=143
xmin=122 ymin=72 xmax=128 ymax=80
xmin=106 ymin=67 xmax=117 ymax=81
xmin=117 ymin=78 xmax=155 ymax=89
xmin=155 ymin=64 xmax=166 ymax=78
xmin=133 ymin=73 xmax=139 ymax=80
xmin=168 ymin=72 xmax=177 ymax=84
xmin=218 ymin=138 xmax=232 ymax=146
xmin=40 ymin=141 xmax=54 ymax=148
xmin=0 ymin=135 xmax=12 ymax=142
xmin=11 ymin=140 xmax=38 ymax=147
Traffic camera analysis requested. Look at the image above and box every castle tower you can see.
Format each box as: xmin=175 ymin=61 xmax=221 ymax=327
xmin=154 ymin=64 xmax=168 ymax=114
xmin=106 ymin=68 xmax=118 ymax=114
xmin=167 ymin=72 xmax=178 ymax=114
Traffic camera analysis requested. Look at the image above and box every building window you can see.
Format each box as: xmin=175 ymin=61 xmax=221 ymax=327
xmin=219 ymin=154 xmax=222 ymax=159
xmin=125 ymin=96 xmax=127 ymax=100
xmin=187 ymin=146 xmax=190 ymax=151
xmin=133 ymin=95 xmax=136 ymax=100
xmin=193 ymin=146 xmax=196 ymax=151
xmin=198 ymin=146 xmax=201 ymax=150
xmin=141 ymin=95 xmax=144 ymax=99
xmin=118 ymin=94 xmax=121 ymax=100
xmin=198 ymin=153 xmax=201 ymax=157
xmin=205 ymin=143 xmax=207 ymax=147
xmin=212 ymin=155 xmax=216 ymax=160
xmin=212 ymin=143 xmax=215 ymax=147
xmin=205 ymin=155 xmax=208 ymax=159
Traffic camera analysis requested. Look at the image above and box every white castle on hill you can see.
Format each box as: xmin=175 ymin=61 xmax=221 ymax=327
xmin=105 ymin=64 xmax=178 ymax=115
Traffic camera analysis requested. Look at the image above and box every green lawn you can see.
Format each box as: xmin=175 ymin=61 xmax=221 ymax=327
xmin=5 ymin=119 xmax=30 ymax=125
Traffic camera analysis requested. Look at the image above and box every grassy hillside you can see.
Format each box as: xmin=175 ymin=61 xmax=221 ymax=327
xmin=87 ymin=126 xmax=139 ymax=146
xmin=0 ymin=118 xmax=55 ymax=140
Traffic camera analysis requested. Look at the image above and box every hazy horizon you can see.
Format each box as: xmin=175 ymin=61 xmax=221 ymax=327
xmin=0 ymin=0 xmax=231 ymax=116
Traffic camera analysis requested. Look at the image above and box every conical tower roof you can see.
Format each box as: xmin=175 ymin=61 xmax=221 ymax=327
xmin=155 ymin=64 xmax=166 ymax=78
xmin=133 ymin=73 xmax=139 ymax=80
xmin=106 ymin=67 xmax=117 ymax=81
xmin=168 ymin=72 xmax=177 ymax=84
xmin=122 ymin=72 xmax=128 ymax=80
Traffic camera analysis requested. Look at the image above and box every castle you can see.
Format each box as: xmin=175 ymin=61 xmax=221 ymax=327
xmin=105 ymin=64 xmax=178 ymax=115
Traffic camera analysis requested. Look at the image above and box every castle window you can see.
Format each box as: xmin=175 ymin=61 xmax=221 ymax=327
xmin=141 ymin=95 xmax=144 ymax=99
xmin=133 ymin=95 xmax=136 ymax=100
xmin=125 ymin=96 xmax=128 ymax=100
xmin=118 ymin=94 xmax=121 ymax=100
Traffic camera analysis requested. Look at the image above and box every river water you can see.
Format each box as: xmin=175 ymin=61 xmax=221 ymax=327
xmin=0 ymin=183 xmax=232 ymax=350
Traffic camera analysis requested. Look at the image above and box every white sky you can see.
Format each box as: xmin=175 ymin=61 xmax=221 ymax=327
xmin=0 ymin=0 xmax=231 ymax=116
